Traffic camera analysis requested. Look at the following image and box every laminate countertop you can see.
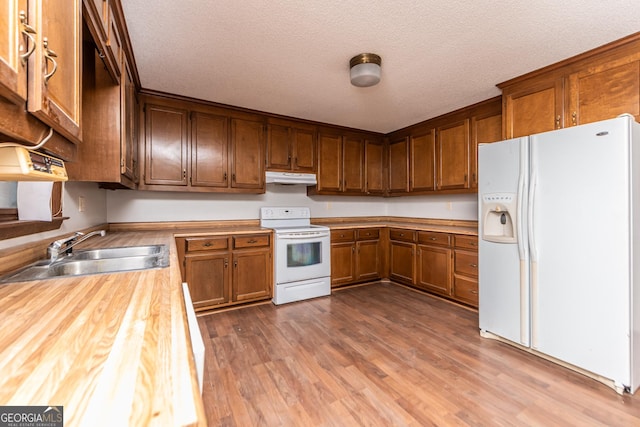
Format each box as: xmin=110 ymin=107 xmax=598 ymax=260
xmin=0 ymin=230 xmax=210 ymax=427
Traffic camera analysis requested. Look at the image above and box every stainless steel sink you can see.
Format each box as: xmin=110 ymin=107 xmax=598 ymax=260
xmin=0 ymin=245 xmax=169 ymax=283
xmin=71 ymin=244 xmax=166 ymax=260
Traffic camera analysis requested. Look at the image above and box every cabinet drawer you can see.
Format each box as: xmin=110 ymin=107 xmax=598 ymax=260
xmin=186 ymin=237 xmax=229 ymax=252
xmin=455 ymin=250 xmax=478 ymax=277
xmin=453 ymin=276 xmax=478 ymax=307
xmin=356 ymin=228 xmax=380 ymax=240
xmin=455 ymin=235 xmax=478 ymax=250
xmin=389 ymin=228 xmax=416 ymax=242
xmin=418 ymin=231 xmax=451 ymax=247
xmin=332 ymin=229 xmax=355 ymax=242
xmin=233 ymin=234 xmax=270 ymax=249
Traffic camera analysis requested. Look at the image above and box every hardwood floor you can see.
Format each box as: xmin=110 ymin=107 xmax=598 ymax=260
xmin=197 ymin=282 xmax=640 ymax=426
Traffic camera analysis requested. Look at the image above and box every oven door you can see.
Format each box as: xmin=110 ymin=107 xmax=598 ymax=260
xmin=275 ymin=231 xmax=331 ymax=284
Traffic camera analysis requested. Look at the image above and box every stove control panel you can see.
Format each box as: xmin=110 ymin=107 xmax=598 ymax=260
xmin=260 ymin=207 xmax=310 ymax=220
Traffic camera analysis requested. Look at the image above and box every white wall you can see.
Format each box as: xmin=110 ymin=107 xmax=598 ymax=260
xmin=0 ymin=182 xmax=107 ymax=250
xmin=106 ymin=184 xmax=479 ymax=223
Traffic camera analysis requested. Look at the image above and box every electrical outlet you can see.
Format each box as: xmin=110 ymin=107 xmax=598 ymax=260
xmin=447 ymin=201 xmax=453 ymax=211
xmin=78 ymin=196 xmax=85 ymax=212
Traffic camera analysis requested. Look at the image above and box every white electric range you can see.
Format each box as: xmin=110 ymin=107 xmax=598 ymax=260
xmin=260 ymin=207 xmax=331 ymax=305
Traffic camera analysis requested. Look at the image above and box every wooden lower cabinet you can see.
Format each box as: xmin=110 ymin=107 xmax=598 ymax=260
xmin=416 ymin=232 xmax=452 ymax=296
xmin=330 ymin=228 xmax=381 ymax=287
xmin=178 ymin=233 xmax=272 ymax=311
xmin=389 ymin=229 xmax=416 ymax=285
xmin=453 ymin=235 xmax=479 ymax=307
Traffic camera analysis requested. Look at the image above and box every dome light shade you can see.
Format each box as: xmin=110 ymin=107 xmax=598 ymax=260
xmin=350 ymin=53 xmax=381 ymax=87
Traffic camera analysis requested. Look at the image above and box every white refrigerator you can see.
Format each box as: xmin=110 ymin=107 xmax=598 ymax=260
xmin=478 ymin=115 xmax=640 ymax=394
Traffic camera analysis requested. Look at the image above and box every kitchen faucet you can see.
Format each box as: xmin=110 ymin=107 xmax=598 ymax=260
xmin=48 ymin=230 xmax=106 ymax=262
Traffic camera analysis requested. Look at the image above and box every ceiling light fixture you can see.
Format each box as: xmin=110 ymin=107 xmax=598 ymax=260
xmin=350 ymin=53 xmax=381 ymax=87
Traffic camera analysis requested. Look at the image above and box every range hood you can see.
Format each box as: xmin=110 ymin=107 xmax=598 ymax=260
xmin=265 ymin=171 xmax=317 ymax=185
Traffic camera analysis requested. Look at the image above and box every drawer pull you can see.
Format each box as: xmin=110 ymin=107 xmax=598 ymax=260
xmin=430 ymin=237 xmax=437 ymax=241
xmin=471 ymin=290 xmax=478 ymax=294
xmin=248 ymin=239 xmax=257 ymax=244
xmin=203 ymin=242 xmax=212 ymax=247
xmin=400 ymin=233 xmax=404 ymax=237
xmin=470 ymin=263 xmax=478 ymax=268
xmin=470 ymin=242 xmax=477 ymax=246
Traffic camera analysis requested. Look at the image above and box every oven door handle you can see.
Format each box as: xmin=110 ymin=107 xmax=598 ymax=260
xmin=276 ymin=232 xmax=330 ymax=239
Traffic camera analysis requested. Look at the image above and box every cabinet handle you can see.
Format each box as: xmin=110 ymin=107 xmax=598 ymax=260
xmin=471 ymin=290 xmax=478 ymax=295
xmin=224 ymin=259 xmax=228 ymax=268
xmin=555 ymin=115 xmax=561 ymax=129
xmin=470 ymin=263 xmax=478 ymax=268
xmin=203 ymin=242 xmax=212 ymax=247
xmin=43 ymin=38 xmax=58 ymax=85
xmin=232 ymin=173 xmax=236 ymax=182
xmin=572 ymin=112 xmax=577 ymax=126
xmin=470 ymin=242 xmax=477 ymax=246
xmin=19 ymin=11 xmax=36 ymax=63
xmin=248 ymin=239 xmax=257 ymax=244
xmin=352 ymin=246 xmax=355 ymax=252
xmin=234 ymin=261 xmax=238 ymax=268
xmin=430 ymin=237 xmax=437 ymax=241
xmin=182 ymin=169 xmax=186 ymax=179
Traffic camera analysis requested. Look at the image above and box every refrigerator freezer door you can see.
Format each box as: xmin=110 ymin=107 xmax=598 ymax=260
xmin=531 ymin=117 xmax=631 ymax=388
xmin=478 ymin=137 xmax=530 ymax=346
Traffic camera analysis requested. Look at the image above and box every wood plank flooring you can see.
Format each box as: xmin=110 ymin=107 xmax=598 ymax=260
xmin=197 ymin=282 xmax=640 ymax=426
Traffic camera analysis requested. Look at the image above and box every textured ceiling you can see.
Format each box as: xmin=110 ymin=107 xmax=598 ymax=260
xmin=121 ymin=1 xmax=640 ymax=133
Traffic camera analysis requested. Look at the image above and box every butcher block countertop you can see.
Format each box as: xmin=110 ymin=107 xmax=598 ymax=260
xmin=0 ymin=230 xmax=209 ymax=427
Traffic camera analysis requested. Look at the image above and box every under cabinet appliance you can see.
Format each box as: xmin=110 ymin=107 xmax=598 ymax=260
xmin=0 ymin=146 xmax=68 ymax=181
xmin=478 ymin=115 xmax=640 ymax=394
xmin=260 ymin=207 xmax=331 ymax=305
xmin=265 ymin=171 xmax=317 ymax=185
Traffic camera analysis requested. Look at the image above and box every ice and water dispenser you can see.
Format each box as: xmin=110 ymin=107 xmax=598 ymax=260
xmin=481 ymin=193 xmax=517 ymax=243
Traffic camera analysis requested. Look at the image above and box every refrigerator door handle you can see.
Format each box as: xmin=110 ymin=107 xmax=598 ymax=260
xmin=528 ymin=147 xmax=539 ymax=349
xmin=518 ymin=137 xmax=529 ymax=345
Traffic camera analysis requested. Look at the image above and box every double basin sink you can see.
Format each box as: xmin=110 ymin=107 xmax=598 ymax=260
xmin=0 ymin=244 xmax=169 ymax=283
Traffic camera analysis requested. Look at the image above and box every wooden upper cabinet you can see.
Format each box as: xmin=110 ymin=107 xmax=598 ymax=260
xmin=0 ymin=0 xmax=28 ymax=104
xmin=470 ymin=107 xmax=502 ymax=188
xmin=343 ymin=135 xmax=364 ymax=193
xmin=121 ymin=58 xmax=138 ymax=183
xmin=292 ymin=127 xmax=315 ymax=172
xmin=365 ymin=138 xmax=385 ymax=195
xmin=568 ymin=56 xmax=640 ymax=126
xmin=437 ymin=119 xmax=470 ymax=190
xmin=144 ymin=104 xmax=189 ymax=186
xmin=266 ymin=121 xmax=316 ymax=172
xmin=266 ymin=124 xmax=292 ymax=170
xmin=502 ymin=77 xmax=564 ymax=138
xmin=85 ymin=0 xmax=108 ymax=43
xmin=27 ymin=0 xmax=82 ymax=144
xmin=230 ymin=118 xmax=264 ymax=189
xmin=410 ymin=128 xmax=436 ymax=192
xmin=388 ymin=136 xmax=409 ymax=194
xmin=317 ymin=132 xmax=343 ymax=192
xmin=191 ymin=112 xmax=228 ymax=187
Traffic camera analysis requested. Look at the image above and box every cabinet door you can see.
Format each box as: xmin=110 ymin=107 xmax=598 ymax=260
xmin=185 ymin=252 xmax=231 ymax=309
xmin=388 ymin=136 xmax=409 ymax=193
xmin=389 ymin=241 xmax=415 ymax=285
xmin=121 ymin=59 xmax=138 ymax=183
xmin=331 ymin=241 xmax=355 ymax=287
xmin=0 ymin=0 xmax=28 ymax=104
xmin=356 ymin=240 xmax=380 ymax=281
xmin=417 ymin=244 xmax=452 ymax=296
xmin=410 ymin=128 xmax=436 ymax=191
xmin=191 ymin=112 xmax=229 ymax=187
xmin=470 ymin=111 xmax=502 ymax=188
xmin=144 ymin=104 xmax=189 ymax=185
xmin=232 ymin=249 xmax=272 ymax=302
xmin=343 ymin=135 xmax=364 ymax=193
xmin=453 ymin=276 xmax=478 ymax=307
xmin=27 ymin=0 xmax=82 ymax=143
xmin=266 ymin=123 xmax=291 ymax=170
xmin=230 ymin=118 xmax=265 ymax=189
xmin=503 ymin=77 xmax=564 ymax=138
xmin=365 ymin=139 xmax=385 ymax=195
xmin=84 ymin=0 xmax=108 ymax=44
xmin=437 ymin=119 xmax=470 ymax=190
xmin=292 ymin=127 xmax=315 ymax=172
xmin=317 ymin=132 xmax=342 ymax=192
xmin=568 ymin=58 xmax=640 ymax=126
